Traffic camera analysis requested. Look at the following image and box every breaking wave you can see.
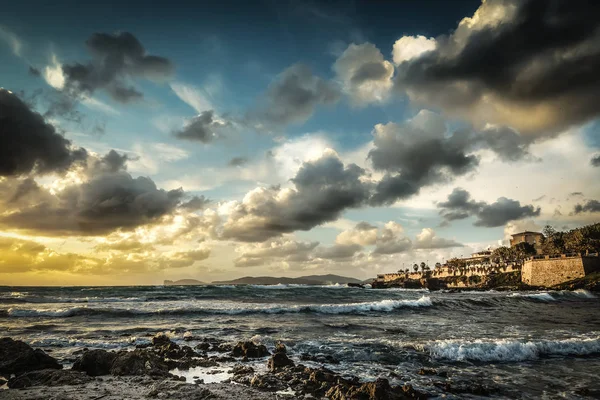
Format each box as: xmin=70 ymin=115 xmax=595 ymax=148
xmin=3 ymin=296 xmax=432 ymax=318
xmin=421 ymin=336 xmax=600 ymax=362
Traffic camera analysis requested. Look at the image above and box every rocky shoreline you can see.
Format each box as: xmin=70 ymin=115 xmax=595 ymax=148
xmin=0 ymin=335 xmax=501 ymax=399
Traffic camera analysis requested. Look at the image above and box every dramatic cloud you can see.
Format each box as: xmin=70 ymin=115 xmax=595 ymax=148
xmin=221 ymin=151 xmax=370 ymax=242
xmin=335 ymin=222 xmax=378 ymax=246
xmin=173 ymin=110 xmax=231 ymax=143
xmin=180 ymin=195 xmax=211 ymax=211
xmin=0 ymin=170 xmax=185 ymax=235
xmin=591 ymin=154 xmax=600 ymax=167
xmin=392 ymin=35 xmax=436 ymax=65
xmin=333 ymin=43 xmax=394 ymax=106
xmin=438 ymin=188 xmax=541 ymax=227
xmin=0 ymin=88 xmax=87 ymax=177
xmin=249 ymin=64 xmax=340 ymax=128
xmin=368 ymin=110 xmax=479 ymax=205
xmin=372 ymin=222 xmax=412 ymax=255
xmin=55 ymin=32 xmax=174 ymax=103
xmin=413 ymin=228 xmax=462 ymax=249
xmin=573 ymin=200 xmax=600 ymax=214
xmin=476 ymin=125 xmax=531 ymax=162
xmin=394 ymin=0 xmax=600 ymax=136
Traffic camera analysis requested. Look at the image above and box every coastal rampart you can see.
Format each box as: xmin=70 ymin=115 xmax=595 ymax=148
xmin=521 ymin=253 xmax=600 ymax=287
xmin=376 ymin=264 xmax=520 ymax=283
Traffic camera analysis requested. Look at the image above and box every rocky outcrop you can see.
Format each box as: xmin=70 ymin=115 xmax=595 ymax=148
xmin=232 ymin=341 xmax=270 ymax=358
xmin=8 ymin=369 xmax=92 ymax=389
xmin=326 ymin=378 xmax=427 ymax=400
xmin=110 ymin=349 xmax=172 ymax=377
xmin=72 ymin=349 xmax=117 ymax=376
xmin=0 ymin=337 xmax=61 ymax=376
xmin=267 ymin=352 xmax=294 ymax=372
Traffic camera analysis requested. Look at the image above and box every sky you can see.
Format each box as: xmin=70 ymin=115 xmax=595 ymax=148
xmin=1 ymin=0 xmax=599 ymax=285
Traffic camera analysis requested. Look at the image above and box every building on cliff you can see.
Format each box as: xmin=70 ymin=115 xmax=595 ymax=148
xmin=521 ymin=252 xmax=600 ymax=287
xmin=510 ymin=231 xmax=544 ymax=254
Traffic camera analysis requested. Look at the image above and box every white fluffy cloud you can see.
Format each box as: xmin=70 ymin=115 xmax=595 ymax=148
xmin=333 ymin=43 xmax=394 ymax=106
xmin=392 ymin=35 xmax=436 ymax=65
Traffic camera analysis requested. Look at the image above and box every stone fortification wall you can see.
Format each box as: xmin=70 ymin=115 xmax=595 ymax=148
xmin=522 ymin=254 xmax=600 ymax=287
xmin=376 ymin=264 xmax=520 ymax=283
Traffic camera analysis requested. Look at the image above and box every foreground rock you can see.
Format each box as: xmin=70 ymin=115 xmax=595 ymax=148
xmin=0 ymin=337 xmax=61 ymax=376
xmin=72 ymin=349 xmax=117 ymax=376
xmin=8 ymin=369 xmax=92 ymax=389
xmin=232 ymin=341 xmax=270 ymax=358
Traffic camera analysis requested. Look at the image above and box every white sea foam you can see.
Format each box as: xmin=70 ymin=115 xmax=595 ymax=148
xmin=423 ymin=336 xmax=600 ymax=362
xmin=509 ymin=292 xmax=556 ymax=301
xmin=570 ymin=289 xmax=596 ymax=299
xmin=4 ymin=296 xmax=432 ymax=317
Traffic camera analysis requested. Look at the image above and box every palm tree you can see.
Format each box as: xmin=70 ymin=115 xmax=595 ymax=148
xmin=413 ymin=264 xmax=418 ymax=272
xmin=420 ymin=262 xmax=426 ymax=272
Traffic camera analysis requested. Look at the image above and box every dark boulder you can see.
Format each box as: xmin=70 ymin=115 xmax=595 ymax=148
xmin=0 ymin=337 xmax=61 ymax=375
xmin=267 ymin=352 xmax=294 ymax=372
xmin=250 ymin=374 xmax=286 ymax=391
xmin=232 ymin=341 xmax=270 ymax=358
xmin=110 ymin=349 xmax=171 ymax=377
xmin=72 ymin=349 xmax=117 ymax=376
xmin=8 ymin=369 xmax=92 ymax=389
xmin=151 ymin=333 xmax=172 ymax=347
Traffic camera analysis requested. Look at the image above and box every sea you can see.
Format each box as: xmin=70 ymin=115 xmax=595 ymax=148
xmin=1 ymin=285 xmax=599 ymax=399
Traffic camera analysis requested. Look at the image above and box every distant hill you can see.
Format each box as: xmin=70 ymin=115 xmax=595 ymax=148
xmin=164 ymin=279 xmax=205 ymax=286
xmin=211 ymin=274 xmax=362 ymax=285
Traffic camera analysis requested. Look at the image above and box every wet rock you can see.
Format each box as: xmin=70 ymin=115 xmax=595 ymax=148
xmin=72 ymin=349 xmax=117 ymax=376
xmin=194 ymin=378 xmax=204 ymax=384
xmin=274 ymin=342 xmax=287 ymax=354
xmin=195 ymin=342 xmax=210 ymax=351
xmin=417 ymin=368 xmax=437 ymax=375
xmin=0 ymin=337 xmax=61 ymax=375
xmin=152 ymin=333 xmax=172 ymax=347
xmin=0 ymin=377 xmax=7 ymax=386
xmin=8 ymin=369 xmax=92 ymax=389
xmin=232 ymin=341 xmax=270 ymax=358
xmin=250 ymin=374 xmax=286 ymax=391
xmin=110 ymin=349 xmax=171 ymax=378
xmin=268 ymin=352 xmax=294 ymax=372
xmin=215 ymin=343 xmax=232 ymax=353
xmin=228 ymin=364 xmax=255 ymax=375
xmin=326 ymin=378 xmax=426 ymax=400
xmin=438 ymin=380 xmax=494 ymax=396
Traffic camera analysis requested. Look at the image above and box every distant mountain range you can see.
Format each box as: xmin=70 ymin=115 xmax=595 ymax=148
xmin=164 ymin=274 xmax=362 ymax=286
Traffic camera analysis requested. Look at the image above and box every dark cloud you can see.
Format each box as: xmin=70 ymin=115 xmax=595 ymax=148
xmin=368 ymin=111 xmax=479 ymax=205
xmin=0 ymin=88 xmax=87 ymax=177
xmin=61 ymin=32 xmax=174 ymax=103
xmin=477 ymin=126 xmax=531 ymax=162
xmin=222 ymin=152 xmax=370 ymax=242
xmin=438 ymin=188 xmax=541 ymax=227
xmin=0 ymin=170 xmax=185 ymax=235
xmin=395 ymin=0 xmax=600 ymax=136
xmin=591 ymin=154 xmax=600 ymax=167
xmin=180 ymin=195 xmax=211 ymax=211
xmin=475 ymin=198 xmax=541 ymax=227
xmin=249 ymin=64 xmax=340 ymax=128
xmin=173 ymin=110 xmax=230 ymax=143
xmin=228 ymin=157 xmax=248 ymax=167
xmin=573 ymin=200 xmax=600 ymax=214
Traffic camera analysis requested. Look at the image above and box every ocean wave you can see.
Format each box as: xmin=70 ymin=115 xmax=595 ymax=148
xmin=508 ymin=292 xmax=556 ymax=301
xmin=421 ymin=336 xmax=600 ymax=362
xmin=3 ymin=296 xmax=432 ymax=318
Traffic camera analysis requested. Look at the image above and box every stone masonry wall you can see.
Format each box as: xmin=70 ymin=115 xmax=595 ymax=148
xmin=522 ymin=255 xmax=600 ymax=287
